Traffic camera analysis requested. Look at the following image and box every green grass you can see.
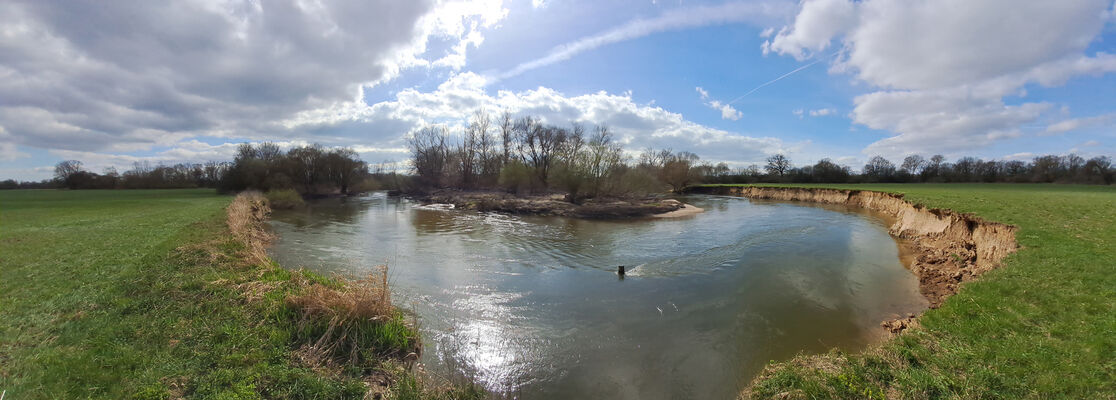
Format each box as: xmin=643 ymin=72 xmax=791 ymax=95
xmin=699 ymin=184 xmax=1116 ymax=399
xmin=0 ymin=189 xmax=472 ymax=399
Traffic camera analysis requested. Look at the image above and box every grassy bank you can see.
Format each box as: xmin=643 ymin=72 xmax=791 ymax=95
xmin=0 ymin=189 xmax=477 ymax=399
xmin=698 ymin=184 xmax=1116 ymax=399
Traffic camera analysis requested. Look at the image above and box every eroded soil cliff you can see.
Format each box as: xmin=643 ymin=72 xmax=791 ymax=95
xmin=692 ymin=186 xmax=1019 ymax=332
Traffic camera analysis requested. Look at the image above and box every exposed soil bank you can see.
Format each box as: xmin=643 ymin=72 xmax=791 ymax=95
xmin=415 ymin=190 xmax=687 ymax=219
xmin=690 ymin=186 xmax=1018 ymax=331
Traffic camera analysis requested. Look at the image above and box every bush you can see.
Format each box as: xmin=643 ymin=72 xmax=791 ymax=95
xmin=498 ymin=160 xmax=534 ymax=194
xmin=266 ymin=189 xmax=305 ymax=209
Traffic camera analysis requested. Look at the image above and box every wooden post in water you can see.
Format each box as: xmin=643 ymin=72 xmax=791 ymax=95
xmin=617 ymin=265 xmax=625 ymax=278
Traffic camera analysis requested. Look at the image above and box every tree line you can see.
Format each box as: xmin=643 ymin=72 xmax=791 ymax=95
xmin=217 ymin=143 xmax=379 ymax=195
xmin=26 ymin=143 xmax=401 ymax=196
xmin=407 ymin=110 xmax=716 ymax=201
xmin=703 ymin=153 xmax=1115 ymax=185
xmin=45 ymin=160 xmax=230 ymax=190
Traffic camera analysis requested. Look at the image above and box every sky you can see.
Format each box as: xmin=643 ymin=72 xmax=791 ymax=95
xmin=1 ymin=0 xmax=1115 ymax=180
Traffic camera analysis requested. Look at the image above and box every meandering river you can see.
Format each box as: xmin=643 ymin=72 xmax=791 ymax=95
xmin=268 ymin=192 xmax=927 ymax=399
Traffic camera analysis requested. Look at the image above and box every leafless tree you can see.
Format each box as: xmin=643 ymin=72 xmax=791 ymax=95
xmin=408 ymin=125 xmax=450 ymax=187
xmin=901 ymin=155 xmax=927 ymax=175
xmin=765 ymin=154 xmax=791 ymax=176
xmin=660 ymin=151 xmax=701 ymax=192
xmin=54 ymin=160 xmax=83 ymax=182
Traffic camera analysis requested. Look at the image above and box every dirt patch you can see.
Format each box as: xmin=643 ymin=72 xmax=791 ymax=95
xmin=691 ymin=186 xmax=1018 ymax=332
xmin=415 ymin=190 xmax=685 ymax=219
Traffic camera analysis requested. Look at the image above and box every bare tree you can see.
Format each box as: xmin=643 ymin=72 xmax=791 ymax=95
xmin=323 ymin=148 xmax=366 ymax=194
xmin=499 ymin=110 xmax=514 ymax=164
xmin=660 ymin=151 xmax=701 ymax=192
xmin=765 ymin=154 xmax=791 ymax=176
xmin=863 ymin=156 xmax=896 ymax=181
xmin=408 ymin=125 xmax=450 ymax=187
xmin=518 ymin=118 xmax=566 ymax=187
xmin=54 ymin=160 xmax=83 ymax=182
xmin=585 ymin=125 xmax=623 ymax=196
xmin=901 ymin=155 xmax=927 ymax=175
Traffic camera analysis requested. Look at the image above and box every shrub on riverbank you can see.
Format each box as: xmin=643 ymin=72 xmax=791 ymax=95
xmin=266 ymin=188 xmax=305 ymax=209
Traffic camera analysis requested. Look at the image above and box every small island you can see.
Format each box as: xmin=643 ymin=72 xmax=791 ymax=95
xmin=415 ymin=189 xmax=696 ymax=218
xmin=401 ymin=112 xmax=710 ymax=219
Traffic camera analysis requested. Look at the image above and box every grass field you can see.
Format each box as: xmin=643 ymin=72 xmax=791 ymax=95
xmin=0 ymin=189 xmax=474 ymax=399
xmin=700 ymin=184 xmax=1116 ymax=399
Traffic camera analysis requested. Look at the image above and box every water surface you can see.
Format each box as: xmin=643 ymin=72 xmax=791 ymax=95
xmin=269 ymin=193 xmax=927 ymax=399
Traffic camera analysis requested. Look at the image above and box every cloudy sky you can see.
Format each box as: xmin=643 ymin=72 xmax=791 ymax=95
xmin=2 ymin=0 xmax=1115 ymax=180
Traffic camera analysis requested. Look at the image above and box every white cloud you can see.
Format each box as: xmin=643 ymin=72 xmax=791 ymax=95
xmin=0 ymin=0 xmax=509 ymax=154
xmin=762 ymin=0 xmax=856 ymax=59
xmin=792 ymin=107 xmax=836 ymax=118
xmin=763 ymin=0 xmax=1116 ymax=158
xmin=808 ymin=108 xmax=836 ymax=117
xmin=498 ymin=1 xmax=792 ymax=80
xmin=695 ymin=87 xmax=743 ymax=121
xmin=1044 ymin=112 xmax=1116 ymax=135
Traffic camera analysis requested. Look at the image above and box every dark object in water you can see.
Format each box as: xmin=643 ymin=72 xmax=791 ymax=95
xmin=618 ymin=265 xmax=625 ymax=277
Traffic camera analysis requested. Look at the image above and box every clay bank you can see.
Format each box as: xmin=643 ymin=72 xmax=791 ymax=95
xmin=689 ymin=186 xmax=1020 ymax=332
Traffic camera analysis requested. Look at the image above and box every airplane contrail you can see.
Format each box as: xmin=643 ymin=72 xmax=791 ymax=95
xmin=727 ymin=52 xmax=838 ymax=105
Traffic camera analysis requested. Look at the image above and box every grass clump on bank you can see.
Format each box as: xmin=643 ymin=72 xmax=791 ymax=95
xmin=286 ymin=268 xmax=420 ymax=373
xmin=0 ymin=189 xmax=480 ymax=399
xmin=700 ymin=184 xmax=1116 ymax=399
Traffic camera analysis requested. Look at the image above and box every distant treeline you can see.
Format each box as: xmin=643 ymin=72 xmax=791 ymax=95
xmin=704 ymin=153 xmax=1115 ymax=185
xmin=408 ymin=109 xmax=1114 ymax=200
xmin=217 ymin=142 xmax=402 ymax=195
xmin=21 ymin=143 xmax=404 ymax=196
xmin=43 ymin=160 xmax=230 ymax=190
xmin=3 ymin=125 xmax=1112 ymax=193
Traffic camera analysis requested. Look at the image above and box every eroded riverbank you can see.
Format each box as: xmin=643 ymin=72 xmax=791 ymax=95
xmin=689 ymin=186 xmax=1019 ymax=332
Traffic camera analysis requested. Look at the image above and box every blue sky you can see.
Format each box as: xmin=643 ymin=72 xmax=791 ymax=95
xmin=1 ymin=0 xmax=1115 ymax=180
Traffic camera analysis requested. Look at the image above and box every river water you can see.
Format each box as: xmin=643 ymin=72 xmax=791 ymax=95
xmin=268 ymin=192 xmax=927 ymax=399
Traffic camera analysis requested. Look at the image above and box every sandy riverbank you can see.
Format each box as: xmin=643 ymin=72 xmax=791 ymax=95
xmin=652 ymin=203 xmax=704 ymax=218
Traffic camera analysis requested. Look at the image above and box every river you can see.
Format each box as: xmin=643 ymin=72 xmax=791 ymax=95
xmin=268 ymin=192 xmax=927 ymax=399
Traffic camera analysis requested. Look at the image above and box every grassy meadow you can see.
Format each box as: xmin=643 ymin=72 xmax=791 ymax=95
xmin=0 ymin=189 xmax=474 ymax=399
xmin=701 ymin=184 xmax=1116 ymax=399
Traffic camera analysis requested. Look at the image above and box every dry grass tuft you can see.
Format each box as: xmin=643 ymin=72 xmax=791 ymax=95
xmin=288 ymin=267 xmax=393 ymax=322
xmin=286 ymin=266 xmax=419 ymax=369
xmin=226 ymin=191 xmax=275 ymax=265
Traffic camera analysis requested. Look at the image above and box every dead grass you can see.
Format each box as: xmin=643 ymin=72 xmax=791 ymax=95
xmin=226 ymin=191 xmax=275 ymax=265
xmin=286 ymin=266 xmax=420 ymax=372
xmin=288 ymin=267 xmax=394 ymax=322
